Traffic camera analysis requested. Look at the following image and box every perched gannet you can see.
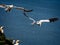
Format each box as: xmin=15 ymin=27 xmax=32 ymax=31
xmin=0 ymin=26 xmax=4 ymax=33
xmin=29 ymin=17 xmax=59 ymax=26
xmin=13 ymin=40 xmax=20 ymax=45
xmin=0 ymin=4 xmax=33 ymax=12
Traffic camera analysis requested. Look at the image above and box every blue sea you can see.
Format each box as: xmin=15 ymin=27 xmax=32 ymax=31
xmin=0 ymin=0 xmax=60 ymax=45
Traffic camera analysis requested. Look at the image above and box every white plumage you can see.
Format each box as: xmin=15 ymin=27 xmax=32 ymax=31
xmin=13 ymin=40 xmax=20 ymax=45
xmin=36 ymin=20 xmax=50 ymax=26
xmin=29 ymin=17 xmax=58 ymax=26
xmin=0 ymin=26 xmax=4 ymax=33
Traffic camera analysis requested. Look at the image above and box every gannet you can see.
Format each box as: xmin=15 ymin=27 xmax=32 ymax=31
xmin=0 ymin=26 xmax=4 ymax=33
xmin=13 ymin=40 xmax=20 ymax=45
xmin=29 ymin=17 xmax=59 ymax=26
xmin=0 ymin=4 xmax=14 ymax=12
xmin=0 ymin=4 xmax=33 ymax=12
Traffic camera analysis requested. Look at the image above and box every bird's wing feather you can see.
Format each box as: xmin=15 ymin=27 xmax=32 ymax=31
xmin=29 ymin=17 xmax=36 ymax=25
xmin=0 ymin=4 xmax=6 ymax=8
xmin=0 ymin=5 xmax=5 ymax=8
xmin=14 ymin=6 xmax=33 ymax=12
xmin=49 ymin=18 xmax=59 ymax=22
xmin=23 ymin=12 xmax=29 ymax=17
xmin=14 ymin=6 xmax=24 ymax=10
xmin=39 ymin=20 xmax=50 ymax=23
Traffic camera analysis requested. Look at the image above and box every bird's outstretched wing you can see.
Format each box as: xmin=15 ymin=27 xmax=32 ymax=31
xmin=23 ymin=12 xmax=36 ymax=25
xmin=49 ymin=18 xmax=59 ymax=22
xmin=0 ymin=4 xmax=6 ymax=8
xmin=14 ymin=6 xmax=33 ymax=12
xmin=14 ymin=6 xmax=24 ymax=10
xmin=29 ymin=17 xmax=36 ymax=25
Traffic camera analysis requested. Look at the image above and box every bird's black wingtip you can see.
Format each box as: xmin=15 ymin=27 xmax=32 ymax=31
xmin=24 ymin=9 xmax=33 ymax=12
xmin=49 ymin=18 xmax=59 ymax=22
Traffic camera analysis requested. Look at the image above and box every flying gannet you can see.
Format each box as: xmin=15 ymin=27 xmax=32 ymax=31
xmin=0 ymin=4 xmax=33 ymax=12
xmin=13 ymin=40 xmax=20 ymax=45
xmin=29 ymin=17 xmax=59 ymax=26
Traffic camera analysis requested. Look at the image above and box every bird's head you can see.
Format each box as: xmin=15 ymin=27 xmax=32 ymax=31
xmin=36 ymin=21 xmax=42 ymax=27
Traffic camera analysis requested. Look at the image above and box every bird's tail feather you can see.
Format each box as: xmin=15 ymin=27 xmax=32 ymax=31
xmin=49 ymin=18 xmax=59 ymax=22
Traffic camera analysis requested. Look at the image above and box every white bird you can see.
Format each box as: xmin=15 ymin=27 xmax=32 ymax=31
xmin=0 ymin=4 xmax=14 ymax=12
xmin=0 ymin=4 xmax=33 ymax=12
xmin=0 ymin=26 xmax=4 ymax=33
xmin=29 ymin=17 xmax=59 ymax=26
xmin=13 ymin=40 xmax=20 ymax=45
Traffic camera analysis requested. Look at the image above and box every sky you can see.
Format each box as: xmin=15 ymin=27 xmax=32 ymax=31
xmin=0 ymin=0 xmax=60 ymax=45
